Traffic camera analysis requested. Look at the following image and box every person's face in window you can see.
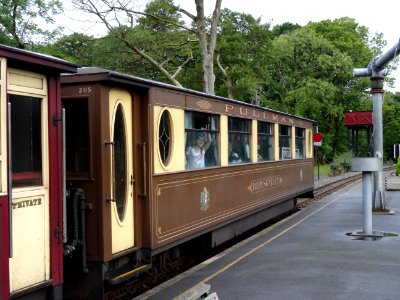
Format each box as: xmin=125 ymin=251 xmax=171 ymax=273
xmin=195 ymin=132 xmax=206 ymax=148
xmin=196 ymin=137 xmax=205 ymax=147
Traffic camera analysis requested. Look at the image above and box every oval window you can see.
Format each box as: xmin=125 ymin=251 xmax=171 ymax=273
xmin=113 ymin=104 xmax=127 ymax=221
xmin=158 ymin=110 xmax=172 ymax=166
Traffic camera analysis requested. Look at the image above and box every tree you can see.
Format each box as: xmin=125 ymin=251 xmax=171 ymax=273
xmin=271 ymin=22 xmax=301 ymax=38
xmin=137 ymin=0 xmax=184 ymax=31
xmin=72 ymin=0 xmax=190 ymax=87
xmin=307 ymin=17 xmax=372 ymax=67
xmin=382 ymin=92 xmax=400 ymax=160
xmin=175 ymin=0 xmax=222 ymax=94
xmin=37 ymin=33 xmax=97 ymax=65
xmin=72 ymin=0 xmax=222 ymax=94
xmin=0 ymin=0 xmax=62 ymax=49
xmin=263 ymin=27 xmax=357 ymax=160
xmin=215 ymin=9 xmax=272 ymax=101
xmin=94 ymin=26 xmax=193 ymax=82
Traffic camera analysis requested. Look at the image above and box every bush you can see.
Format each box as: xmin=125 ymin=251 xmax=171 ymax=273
xmin=396 ymin=157 xmax=400 ymax=176
xmin=329 ymin=151 xmax=353 ymax=176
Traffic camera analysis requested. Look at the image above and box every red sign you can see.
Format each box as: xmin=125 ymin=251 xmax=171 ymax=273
xmin=314 ymin=132 xmax=323 ymax=142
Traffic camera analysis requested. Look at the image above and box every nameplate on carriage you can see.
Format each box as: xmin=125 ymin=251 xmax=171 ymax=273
xmin=12 ymin=197 xmax=43 ymax=209
xmin=248 ymin=176 xmax=283 ymax=193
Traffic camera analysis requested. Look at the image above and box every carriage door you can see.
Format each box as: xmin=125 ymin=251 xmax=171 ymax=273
xmin=109 ymin=89 xmax=135 ymax=254
xmin=8 ymin=70 xmax=50 ymax=292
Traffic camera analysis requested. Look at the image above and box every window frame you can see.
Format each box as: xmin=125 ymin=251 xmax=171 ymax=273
xmin=157 ymin=108 xmax=173 ymax=169
xmin=228 ymin=116 xmax=251 ymax=164
xmin=295 ymin=127 xmax=305 ymax=159
xmin=185 ymin=111 xmax=220 ymax=169
xmin=257 ymin=121 xmax=274 ymax=162
xmin=279 ymin=124 xmax=292 ymax=160
xmin=8 ymin=94 xmax=44 ymax=188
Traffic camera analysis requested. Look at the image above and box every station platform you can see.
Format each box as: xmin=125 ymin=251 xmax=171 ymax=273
xmin=136 ymin=178 xmax=400 ymax=300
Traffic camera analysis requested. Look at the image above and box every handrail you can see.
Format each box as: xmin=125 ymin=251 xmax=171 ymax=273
xmin=139 ymin=142 xmax=147 ymax=197
xmin=62 ymin=109 xmax=67 ymax=243
xmin=8 ymin=102 xmax=13 ymax=258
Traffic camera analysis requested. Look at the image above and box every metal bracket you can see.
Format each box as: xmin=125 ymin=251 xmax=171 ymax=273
xmin=53 ymin=113 xmax=62 ymax=127
xmin=54 ymin=226 xmax=62 ymax=239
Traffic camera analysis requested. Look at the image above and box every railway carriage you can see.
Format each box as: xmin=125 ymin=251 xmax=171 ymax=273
xmin=60 ymin=67 xmax=315 ymax=299
xmin=0 ymin=44 xmax=77 ymax=299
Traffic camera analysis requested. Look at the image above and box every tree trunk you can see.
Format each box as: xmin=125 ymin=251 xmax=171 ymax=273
xmin=216 ymin=54 xmax=233 ymax=98
xmin=194 ymin=0 xmax=222 ymax=95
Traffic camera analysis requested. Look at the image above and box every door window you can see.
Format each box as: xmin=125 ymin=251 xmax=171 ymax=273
xmin=9 ymin=95 xmax=42 ymax=187
xmin=113 ymin=104 xmax=127 ymax=221
xmin=158 ymin=109 xmax=172 ymax=167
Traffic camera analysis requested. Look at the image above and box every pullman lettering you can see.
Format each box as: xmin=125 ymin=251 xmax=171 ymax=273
xmin=225 ymin=104 xmax=296 ymax=126
xmin=12 ymin=198 xmax=42 ymax=209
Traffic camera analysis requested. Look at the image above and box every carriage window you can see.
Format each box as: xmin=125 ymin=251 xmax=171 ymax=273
xmin=185 ymin=111 xmax=219 ymax=169
xmin=64 ymin=99 xmax=89 ymax=175
xmin=158 ymin=110 xmax=172 ymax=166
xmin=295 ymin=128 xmax=305 ymax=158
xmin=279 ymin=124 xmax=292 ymax=159
xmin=9 ymin=95 xmax=42 ymax=187
xmin=113 ymin=104 xmax=127 ymax=221
xmin=258 ymin=121 xmax=274 ymax=161
xmin=228 ymin=117 xmax=251 ymax=164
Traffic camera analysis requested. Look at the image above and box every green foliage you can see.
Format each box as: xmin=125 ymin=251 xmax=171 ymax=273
xmin=382 ymin=92 xmax=400 ymax=160
xmin=264 ymin=27 xmax=353 ymax=110
xmin=329 ymin=151 xmax=353 ymax=176
xmin=86 ymin=23 xmax=195 ymax=84
xmin=306 ymin=17 xmax=372 ymax=67
xmin=36 ymin=33 xmax=96 ymax=66
xmin=0 ymin=0 xmax=62 ymax=48
xmin=137 ymin=0 xmax=184 ymax=32
xmin=396 ymin=157 xmax=400 ymax=176
xmin=214 ymin=8 xmax=273 ymax=100
xmin=272 ymin=22 xmax=301 ymax=38
xmin=261 ymin=17 xmax=388 ymax=162
xmin=314 ymin=164 xmax=330 ymax=179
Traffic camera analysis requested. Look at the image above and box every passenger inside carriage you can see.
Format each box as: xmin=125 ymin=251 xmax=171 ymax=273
xmin=185 ymin=131 xmax=212 ymax=169
xmin=185 ymin=111 xmax=219 ymax=169
xmin=228 ymin=142 xmax=241 ymax=164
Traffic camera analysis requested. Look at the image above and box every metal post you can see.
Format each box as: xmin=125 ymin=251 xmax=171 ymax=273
xmin=371 ymin=77 xmax=386 ymax=209
xmin=353 ymin=38 xmax=400 ymax=210
xmin=317 ymin=147 xmax=320 ymax=181
xmin=362 ymin=171 xmax=373 ymax=235
xmin=351 ymin=157 xmax=382 ymax=237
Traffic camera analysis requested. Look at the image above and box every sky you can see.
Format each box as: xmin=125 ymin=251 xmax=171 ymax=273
xmin=60 ymin=0 xmax=400 ymax=91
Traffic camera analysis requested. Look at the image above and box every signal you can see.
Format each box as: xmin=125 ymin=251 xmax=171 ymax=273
xmin=313 ymin=132 xmax=322 ymax=146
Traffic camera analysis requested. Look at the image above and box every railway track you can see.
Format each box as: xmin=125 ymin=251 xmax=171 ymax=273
xmin=296 ymin=173 xmax=362 ymax=209
xmin=299 ymin=166 xmax=395 ymax=208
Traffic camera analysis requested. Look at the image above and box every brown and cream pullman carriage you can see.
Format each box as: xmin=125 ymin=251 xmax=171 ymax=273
xmin=61 ymin=67 xmax=315 ymax=299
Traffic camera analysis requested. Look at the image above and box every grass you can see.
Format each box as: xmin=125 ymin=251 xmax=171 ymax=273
xmin=314 ymin=164 xmax=331 ymax=179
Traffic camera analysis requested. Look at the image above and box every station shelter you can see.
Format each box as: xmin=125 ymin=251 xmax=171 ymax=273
xmin=344 ymin=111 xmax=373 ymax=157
